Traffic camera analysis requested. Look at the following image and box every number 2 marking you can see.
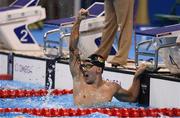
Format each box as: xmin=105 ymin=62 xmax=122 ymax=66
xmin=20 ymin=30 xmax=28 ymax=42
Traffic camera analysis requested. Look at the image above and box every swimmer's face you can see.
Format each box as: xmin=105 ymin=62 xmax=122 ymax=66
xmin=80 ymin=61 xmax=101 ymax=84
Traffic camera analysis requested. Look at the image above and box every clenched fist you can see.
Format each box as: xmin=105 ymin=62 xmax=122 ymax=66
xmin=77 ymin=8 xmax=89 ymax=21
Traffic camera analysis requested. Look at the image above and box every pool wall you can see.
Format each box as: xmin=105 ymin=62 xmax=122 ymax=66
xmin=0 ymin=52 xmax=8 ymax=74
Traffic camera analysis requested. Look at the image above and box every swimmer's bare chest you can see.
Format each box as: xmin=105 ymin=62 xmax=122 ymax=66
xmin=74 ymin=82 xmax=117 ymax=106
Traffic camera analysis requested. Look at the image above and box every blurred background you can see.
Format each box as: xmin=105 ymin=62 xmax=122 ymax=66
xmin=0 ymin=0 xmax=179 ymax=27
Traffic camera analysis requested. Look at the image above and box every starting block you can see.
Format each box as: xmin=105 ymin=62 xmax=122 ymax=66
xmin=135 ymin=24 xmax=180 ymax=74
xmin=44 ymin=2 xmax=117 ymax=59
xmin=44 ymin=2 xmax=108 ymax=59
xmin=0 ymin=0 xmax=46 ymax=51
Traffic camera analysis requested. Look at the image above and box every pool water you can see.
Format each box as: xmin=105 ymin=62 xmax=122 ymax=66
xmin=0 ymin=80 xmax=145 ymax=117
xmin=0 ymin=94 xmax=141 ymax=109
xmin=0 ymin=80 xmax=44 ymax=90
xmin=0 ymin=112 xmax=115 ymax=118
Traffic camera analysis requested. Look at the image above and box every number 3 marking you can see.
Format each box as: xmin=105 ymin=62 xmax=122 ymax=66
xmin=20 ymin=30 xmax=28 ymax=42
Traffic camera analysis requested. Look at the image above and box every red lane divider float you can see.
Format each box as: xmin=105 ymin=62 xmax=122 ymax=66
xmin=0 ymin=74 xmax=12 ymax=80
xmin=0 ymin=107 xmax=180 ymax=117
xmin=0 ymin=89 xmax=73 ymax=98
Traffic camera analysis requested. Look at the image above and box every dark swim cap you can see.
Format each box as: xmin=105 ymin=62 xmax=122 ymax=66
xmin=88 ymin=54 xmax=105 ymax=69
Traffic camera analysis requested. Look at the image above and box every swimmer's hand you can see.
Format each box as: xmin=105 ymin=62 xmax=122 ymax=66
xmin=77 ymin=8 xmax=89 ymax=21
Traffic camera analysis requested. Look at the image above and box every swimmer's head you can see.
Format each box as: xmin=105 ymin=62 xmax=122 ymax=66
xmin=80 ymin=54 xmax=105 ymax=84
xmin=88 ymin=54 xmax=105 ymax=70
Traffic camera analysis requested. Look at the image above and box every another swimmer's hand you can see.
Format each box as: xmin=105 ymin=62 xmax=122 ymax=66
xmin=77 ymin=8 xmax=89 ymax=21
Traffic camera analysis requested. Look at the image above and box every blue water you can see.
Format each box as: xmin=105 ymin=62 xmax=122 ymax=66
xmin=0 ymin=112 xmax=114 ymax=118
xmin=0 ymin=80 xmax=44 ymax=90
xmin=0 ymin=80 xmax=145 ymax=117
xmin=0 ymin=113 xmax=37 ymax=118
xmin=0 ymin=95 xmax=141 ymax=109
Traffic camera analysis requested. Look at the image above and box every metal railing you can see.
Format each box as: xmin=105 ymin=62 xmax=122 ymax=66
xmin=43 ymin=27 xmax=71 ymax=59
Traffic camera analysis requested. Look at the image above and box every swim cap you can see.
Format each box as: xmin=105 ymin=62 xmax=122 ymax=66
xmin=88 ymin=54 xmax=105 ymax=69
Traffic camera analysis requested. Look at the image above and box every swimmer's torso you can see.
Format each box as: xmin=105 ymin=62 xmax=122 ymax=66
xmin=73 ymin=75 xmax=118 ymax=106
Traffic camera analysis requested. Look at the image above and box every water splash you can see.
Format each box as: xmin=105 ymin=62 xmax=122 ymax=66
xmin=42 ymin=64 xmax=55 ymax=107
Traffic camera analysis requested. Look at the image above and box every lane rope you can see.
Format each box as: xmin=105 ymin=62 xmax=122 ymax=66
xmin=0 ymin=89 xmax=73 ymax=98
xmin=0 ymin=107 xmax=180 ymax=117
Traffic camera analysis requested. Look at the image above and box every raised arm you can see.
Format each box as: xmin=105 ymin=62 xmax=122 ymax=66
xmin=69 ymin=9 xmax=88 ymax=77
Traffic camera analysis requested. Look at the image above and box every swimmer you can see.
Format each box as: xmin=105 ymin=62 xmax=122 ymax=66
xmin=69 ymin=8 xmax=148 ymax=106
